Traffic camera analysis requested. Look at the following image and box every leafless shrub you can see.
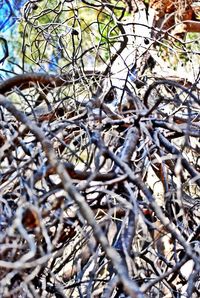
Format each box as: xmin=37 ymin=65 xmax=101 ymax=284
xmin=0 ymin=1 xmax=200 ymax=297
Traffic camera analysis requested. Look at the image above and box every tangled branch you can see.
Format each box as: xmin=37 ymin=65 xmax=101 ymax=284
xmin=0 ymin=1 xmax=200 ymax=297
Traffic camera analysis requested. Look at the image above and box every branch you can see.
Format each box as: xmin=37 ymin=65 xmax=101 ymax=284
xmin=0 ymin=71 xmax=100 ymax=94
xmin=0 ymin=94 xmax=144 ymax=298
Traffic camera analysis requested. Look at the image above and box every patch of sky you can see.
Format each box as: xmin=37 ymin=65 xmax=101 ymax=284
xmin=0 ymin=0 xmax=29 ymax=78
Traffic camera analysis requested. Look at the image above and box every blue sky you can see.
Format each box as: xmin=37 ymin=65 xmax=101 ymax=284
xmin=0 ymin=0 xmax=29 ymax=76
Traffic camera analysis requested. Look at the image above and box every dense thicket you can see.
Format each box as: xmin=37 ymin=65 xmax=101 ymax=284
xmin=0 ymin=1 xmax=200 ymax=297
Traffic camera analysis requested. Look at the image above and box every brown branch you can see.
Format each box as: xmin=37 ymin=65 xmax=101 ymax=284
xmin=33 ymin=162 xmax=117 ymax=183
xmin=0 ymin=71 xmax=100 ymax=94
xmin=185 ymin=20 xmax=200 ymax=32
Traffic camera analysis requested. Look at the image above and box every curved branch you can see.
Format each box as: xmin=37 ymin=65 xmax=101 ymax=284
xmin=143 ymin=79 xmax=200 ymax=108
xmin=0 ymin=70 xmax=100 ymax=94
